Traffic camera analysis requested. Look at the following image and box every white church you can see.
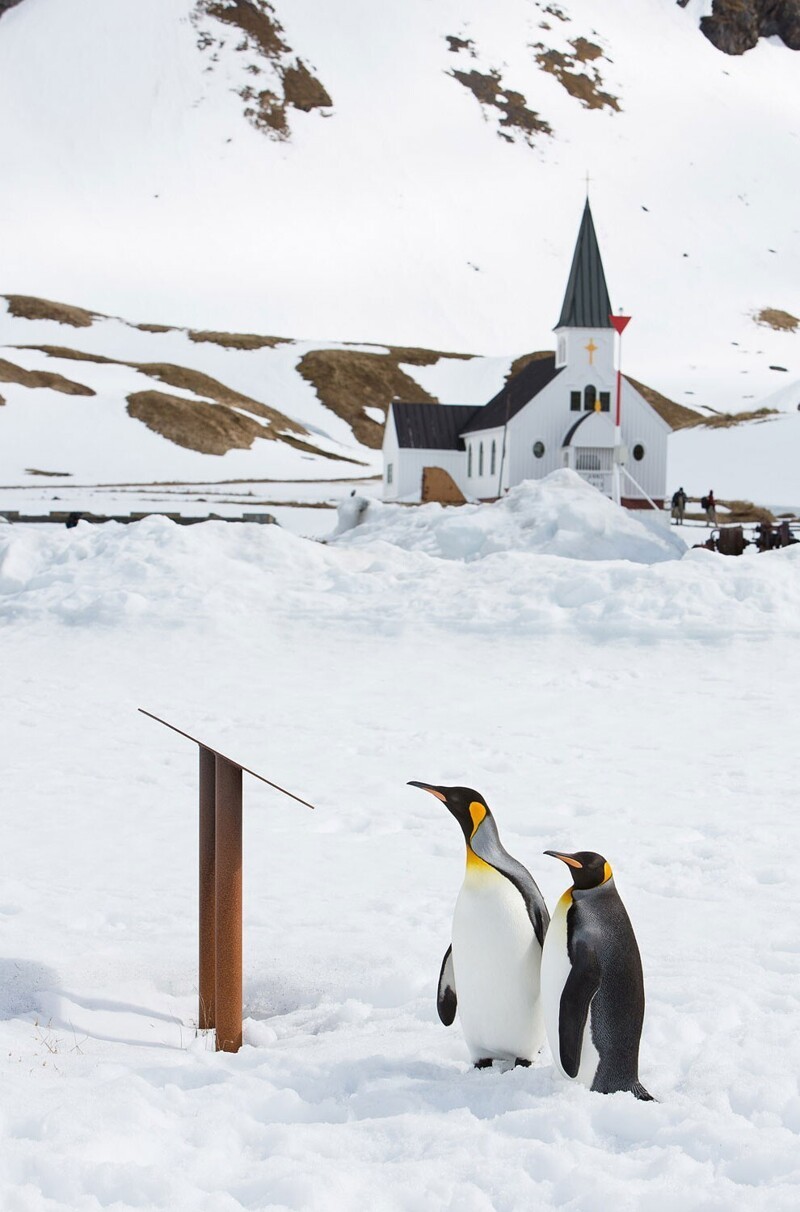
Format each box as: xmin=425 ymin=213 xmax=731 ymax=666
xmin=382 ymin=201 xmax=670 ymax=509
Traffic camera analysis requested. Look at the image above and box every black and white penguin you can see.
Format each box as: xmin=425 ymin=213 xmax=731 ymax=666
xmin=540 ymin=850 xmax=653 ymax=1100
xmin=409 ymin=781 xmax=550 ymax=1068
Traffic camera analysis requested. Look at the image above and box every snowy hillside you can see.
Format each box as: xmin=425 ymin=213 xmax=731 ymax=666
xmin=0 ymin=0 xmax=797 ymax=419
xmin=2 ymin=478 xmax=800 ymax=1209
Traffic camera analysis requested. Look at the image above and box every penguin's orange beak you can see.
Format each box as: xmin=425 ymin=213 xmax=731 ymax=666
xmin=544 ymin=850 xmax=584 ymax=869
xmin=408 ymin=781 xmax=447 ymax=802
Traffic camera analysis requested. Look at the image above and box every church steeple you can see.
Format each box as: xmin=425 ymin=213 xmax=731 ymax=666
xmin=555 ymin=199 xmax=612 ymax=329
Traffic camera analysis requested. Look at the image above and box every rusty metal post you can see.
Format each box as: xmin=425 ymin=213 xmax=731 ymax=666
xmin=215 ymin=756 xmax=243 ymax=1052
xmin=198 ymin=746 xmax=216 ymax=1030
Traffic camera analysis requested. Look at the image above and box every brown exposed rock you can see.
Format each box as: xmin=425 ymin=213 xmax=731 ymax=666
xmin=700 ymin=0 xmax=800 ymax=54
xmin=282 ymin=61 xmax=332 ymax=111
xmin=0 ymin=357 xmax=95 ymax=396
xmin=4 ymin=295 xmax=97 ymax=327
xmin=188 ymin=329 xmax=289 ymax=349
xmin=446 ymin=35 xmax=476 ymax=55
xmin=755 ymin=307 xmax=798 ymax=332
xmin=126 ymin=390 xmax=265 ymax=455
xmin=698 ymin=406 xmax=780 ymax=427
xmin=450 ymin=68 xmax=552 ymax=146
xmin=135 ymin=323 xmax=175 ymax=334
xmin=194 ymin=0 xmax=332 ymax=139
xmin=533 ymin=44 xmax=620 ymax=112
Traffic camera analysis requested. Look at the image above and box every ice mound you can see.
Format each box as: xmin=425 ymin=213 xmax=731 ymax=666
xmin=331 ymin=470 xmax=687 ymax=565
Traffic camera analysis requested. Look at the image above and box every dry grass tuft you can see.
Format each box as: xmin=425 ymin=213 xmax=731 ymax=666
xmin=4 ymin=295 xmax=98 ymax=328
xmin=506 ymin=350 xmax=554 ymax=380
xmin=135 ymin=323 xmax=175 ymax=334
xmin=282 ymin=61 xmax=332 ymax=111
xmin=15 ymin=344 xmax=114 ymax=364
xmin=298 ymin=349 xmax=439 ymax=448
xmin=0 ymin=357 xmax=95 ymax=396
xmin=755 ymin=308 xmax=798 ymax=333
xmin=132 ymin=363 xmax=304 ymax=432
xmin=126 ymin=390 xmax=265 ymax=455
xmin=188 ymin=330 xmax=289 ymax=350
xmin=450 ymin=68 xmax=552 ymax=146
xmin=699 ymin=407 xmax=780 ymax=428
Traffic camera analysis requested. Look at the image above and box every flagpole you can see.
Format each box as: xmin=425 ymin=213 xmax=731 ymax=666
xmin=610 ymin=313 xmax=631 ymax=505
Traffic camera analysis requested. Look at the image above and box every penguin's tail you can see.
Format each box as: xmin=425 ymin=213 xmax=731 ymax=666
xmin=631 ymin=1081 xmax=655 ymax=1102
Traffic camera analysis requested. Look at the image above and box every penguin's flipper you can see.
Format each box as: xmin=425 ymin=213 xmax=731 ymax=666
xmin=437 ymin=944 xmax=457 ymax=1026
xmin=558 ymin=949 xmax=600 ymax=1079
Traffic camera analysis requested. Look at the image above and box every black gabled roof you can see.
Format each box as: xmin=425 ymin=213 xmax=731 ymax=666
xmin=555 ymin=199 xmax=613 ymax=329
xmin=391 ymin=402 xmax=479 ymax=450
xmin=460 ymin=354 xmax=562 ymax=434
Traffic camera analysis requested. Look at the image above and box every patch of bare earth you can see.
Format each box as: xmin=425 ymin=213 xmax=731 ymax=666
xmin=135 ymin=323 xmax=175 ymax=334
xmin=25 ymin=468 xmax=72 ymax=477
xmin=533 ymin=40 xmax=621 ymax=112
xmin=3 ymin=294 xmax=98 ymax=327
xmin=0 ymin=357 xmax=95 ymax=396
xmin=755 ymin=307 xmax=798 ymax=332
xmin=297 ymin=349 xmax=443 ymax=449
xmin=188 ymin=330 xmax=289 ymax=350
xmin=193 ymin=1 xmax=332 ymax=139
xmin=15 ymin=344 xmax=114 ymax=364
xmin=127 ymin=391 xmax=265 ymax=455
xmin=449 ymin=67 xmax=552 ymax=146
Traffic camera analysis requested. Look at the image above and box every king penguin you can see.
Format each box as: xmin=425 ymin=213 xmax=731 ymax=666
xmin=540 ymin=850 xmax=653 ymax=1099
xmin=409 ymin=782 xmax=550 ymax=1068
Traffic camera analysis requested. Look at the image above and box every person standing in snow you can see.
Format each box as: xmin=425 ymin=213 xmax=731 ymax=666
xmin=671 ymin=487 xmax=687 ymax=525
xmin=705 ymin=490 xmax=717 ymax=527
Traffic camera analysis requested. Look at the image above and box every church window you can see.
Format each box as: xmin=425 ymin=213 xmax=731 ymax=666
xmin=478 ymin=442 xmax=484 ymax=476
xmin=633 ymin=443 xmax=645 ymax=461
xmin=570 ymin=391 xmax=581 ymax=412
xmin=533 ymin=441 xmax=545 ymax=458
xmin=599 ymin=391 xmax=611 ymax=412
xmin=558 ymin=336 xmax=566 ymax=364
xmin=387 ymin=462 xmax=393 ymax=485
xmin=490 ymin=440 xmax=496 ymax=475
xmin=583 ymin=384 xmax=597 ymax=411
xmin=467 ymin=444 xmax=473 ymax=477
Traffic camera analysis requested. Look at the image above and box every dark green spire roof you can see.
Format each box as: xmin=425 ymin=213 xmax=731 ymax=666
xmin=555 ymin=200 xmax=613 ymax=329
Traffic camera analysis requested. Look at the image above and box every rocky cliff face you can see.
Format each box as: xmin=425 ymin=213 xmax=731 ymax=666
xmin=697 ymin=0 xmax=800 ymax=54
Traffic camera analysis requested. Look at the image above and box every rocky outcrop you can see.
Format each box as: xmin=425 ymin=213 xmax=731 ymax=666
xmin=699 ymin=0 xmax=800 ymax=54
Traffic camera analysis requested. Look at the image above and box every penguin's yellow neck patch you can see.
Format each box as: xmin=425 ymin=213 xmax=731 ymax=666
xmin=602 ymin=862 xmax=613 ymax=884
xmin=557 ymin=888 xmax=573 ymax=912
xmin=466 ymin=846 xmax=493 ymax=872
xmin=467 ymin=801 xmax=486 ymax=837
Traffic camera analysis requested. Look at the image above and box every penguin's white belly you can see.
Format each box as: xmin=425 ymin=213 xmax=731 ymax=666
xmin=540 ymin=895 xmax=600 ymax=1088
xmin=451 ymin=862 xmax=544 ymax=1062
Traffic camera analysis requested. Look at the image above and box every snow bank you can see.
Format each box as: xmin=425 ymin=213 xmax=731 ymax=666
xmin=332 ymin=471 xmax=686 ymax=564
xmin=2 ymin=484 xmax=800 ymax=642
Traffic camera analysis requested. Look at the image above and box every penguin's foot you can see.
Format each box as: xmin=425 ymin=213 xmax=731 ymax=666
xmin=631 ymin=1082 xmax=655 ymax=1102
xmin=514 ymin=1057 xmax=532 ymax=1068
xmin=473 ymin=1057 xmax=494 ymax=1069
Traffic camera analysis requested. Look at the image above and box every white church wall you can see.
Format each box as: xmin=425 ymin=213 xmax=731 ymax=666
xmin=555 ymin=327 xmax=615 ymax=371
xmin=463 ymin=427 xmax=506 ymax=498
xmin=619 ymin=382 xmax=670 ymax=503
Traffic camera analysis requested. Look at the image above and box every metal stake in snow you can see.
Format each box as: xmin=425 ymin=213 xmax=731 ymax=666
xmin=138 ymin=709 xmax=316 ymax=1053
xmin=610 ymin=312 xmax=631 ymax=506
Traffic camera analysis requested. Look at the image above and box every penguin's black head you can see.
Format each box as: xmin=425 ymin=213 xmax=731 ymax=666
xmin=408 ymin=781 xmax=491 ymax=843
xmin=544 ymin=850 xmax=612 ymax=890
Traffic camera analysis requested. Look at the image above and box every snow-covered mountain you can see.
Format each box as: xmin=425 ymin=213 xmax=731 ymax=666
xmin=0 ymin=0 xmax=798 ymax=499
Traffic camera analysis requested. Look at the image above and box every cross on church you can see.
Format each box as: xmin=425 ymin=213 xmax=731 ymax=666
xmin=584 ymin=339 xmax=598 ymax=364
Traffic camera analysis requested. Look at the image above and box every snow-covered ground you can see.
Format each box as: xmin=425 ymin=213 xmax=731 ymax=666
xmin=2 ymin=474 xmax=799 ymax=1209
